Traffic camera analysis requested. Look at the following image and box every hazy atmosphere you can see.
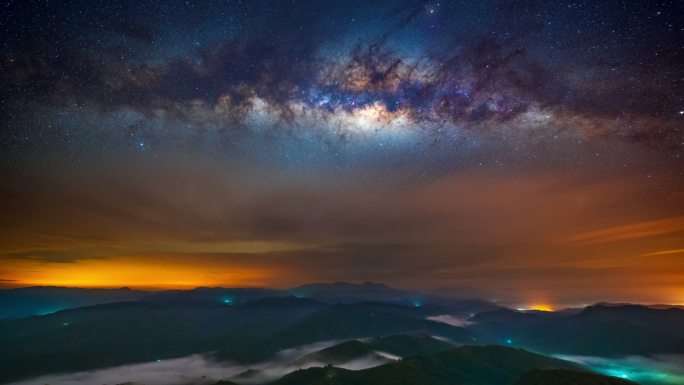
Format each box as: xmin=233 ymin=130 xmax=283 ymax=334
xmin=1 ymin=1 xmax=683 ymax=385
xmin=2 ymin=0 xmax=683 ymax=308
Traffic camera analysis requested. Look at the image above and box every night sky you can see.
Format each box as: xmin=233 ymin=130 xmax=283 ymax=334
xmin=1 ymin=0 xmax=683 ymax=307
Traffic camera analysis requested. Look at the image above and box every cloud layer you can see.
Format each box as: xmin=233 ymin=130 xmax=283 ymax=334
xmin=7 ymin=341 xmax=392 ymax=385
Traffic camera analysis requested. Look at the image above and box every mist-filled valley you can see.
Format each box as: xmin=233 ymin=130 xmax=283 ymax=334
xmin=2 ymin=0 xmax=683 ymax=384
xmin=2 ymin=283 xmax=683 ymax=385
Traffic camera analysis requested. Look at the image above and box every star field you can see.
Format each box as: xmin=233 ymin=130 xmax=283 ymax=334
xmin=0 ymin=0 xmax=683 ymax=304
xmin=1 ymin=0 xmax=682 ymax=169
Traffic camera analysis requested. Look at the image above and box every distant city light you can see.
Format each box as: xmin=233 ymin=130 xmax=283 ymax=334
xmin=517 ymin=304 xmax=554 ymax=312
xmin=557 ymin=355 xmax=681 ymax=385
xmin=223 ymin=298 xmax=233 ymax=304
xmin=505 ymin=338 xmax=513 ymax=344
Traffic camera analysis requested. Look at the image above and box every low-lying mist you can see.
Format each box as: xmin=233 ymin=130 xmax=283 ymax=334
xmin=426 ymin=314 xmax=474 ymax=327
xmin=7 ymin=341 xmax=393 ymax=385
xmin=558 ymin=354 xmax=684 ymax=385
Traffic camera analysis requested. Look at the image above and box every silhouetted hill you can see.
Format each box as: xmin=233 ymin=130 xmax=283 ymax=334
xmin=287 ymin=282 xmax=500 ymax=314
xmin=4 ymin=286 xmax=682 ymax=384
xmin=287 ymin=282 xmax=420 ymax=305
xmin=594 ymin=302 xmax=684 ymax=311
xmin=471 ymin=308 xmax=560 ymax=323
xmin=577 ymin=304 xmax=684 ymax=338
xmin=301 ymin=334 xmax=454 ymax=365
xmin=518 ymin=316 xmax=684 ymax=356
xmin=0 ymin=286 xmax=148 ymax=318
xmin=0 ymin=300 xmax=243 ymax=382
xmin=0 ymin=283 xmax=501 ymax=319
xmin=0 ymin=299 xmax=468 ymax=382
xmin=271 ymin=366 xmax=356 ymax=385
xmin=473 ymin=304 xmax=684 ymax=356
xmin=228 ymin=296 xmax=327 ymax=332
xmin=231 ymin=368 xmax=264 ymax=382
xmin=140 ymin=286 xmax=281 ymax=304
xmin=0 ymin=297 xmax=326 ymax=382
xmin=513 ymin=369 xmax=637 ymax=385
xmin=561 ymin=319 xmax=684 ymax=356
xmin=371 ymin=334 xmax=455 ymax=357
xmin=272 ymin=345 xmax=584 ymax=385
xmin=470 ymin=308 xmax=561 ymax=343
xmin=242 ymin=295 xmax=325 ymax=308
xmin=270 ymin=302 xmax=476 ymax=349
xmin=304 ymin=340 xmax=380 ymax=364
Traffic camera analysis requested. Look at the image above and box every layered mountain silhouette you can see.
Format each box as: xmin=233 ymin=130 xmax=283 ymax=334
xmin=299 ymin=334 xmax=454 ymax=365
xmin=270 ymin=345 xmax=584 ymax=385
xmin=0 ymin=282 xmax=499 ymax=319
xmin=472 ymin=304 xmax=684 ymax=356
xmin=0 ymin=286 xmax=148 ymax=319
xmin=0 ymin=296 xmax=474 ymax=382
xmin=2 ymin=283 xmax=682 ymax=384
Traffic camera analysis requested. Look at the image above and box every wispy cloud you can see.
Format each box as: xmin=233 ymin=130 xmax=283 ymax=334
xmin=565 ymin=216 xmax=684 ymax=245
xmin=6 ymin=341 xmax=393 ymax=385
xmin=426 ymin=314 xmax=474 ymax=327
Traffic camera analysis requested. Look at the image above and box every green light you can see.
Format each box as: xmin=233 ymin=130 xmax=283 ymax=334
xmin=569 ymin=358 xmax=681 ymax=385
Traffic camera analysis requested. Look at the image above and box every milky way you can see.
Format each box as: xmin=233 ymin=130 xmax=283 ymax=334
xmin=1 ymin=1 xmax=683 ymax=305
xmin=2 ymin=0 xmax=682 ymax=166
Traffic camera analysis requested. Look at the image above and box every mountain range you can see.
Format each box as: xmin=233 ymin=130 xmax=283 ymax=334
xmin=1 ymin=282 xmax=682 ymax=384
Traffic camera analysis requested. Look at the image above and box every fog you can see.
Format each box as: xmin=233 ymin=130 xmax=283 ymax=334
xmin=7 ymin=341 xmax=394 ymax=385
xmin=426 ymin=314 xmax=474 ymax=327
xmin=558 ymin=354 xmax=684 ymax=385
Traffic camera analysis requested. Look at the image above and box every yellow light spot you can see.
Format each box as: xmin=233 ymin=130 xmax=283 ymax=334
xmin=529 ymin=304 xmax=554 ymax=312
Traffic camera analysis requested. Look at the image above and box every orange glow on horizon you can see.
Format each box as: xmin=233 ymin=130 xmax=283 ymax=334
xmin=2 ymin=256 xmax=277 ymax=290
xmin=529 ymin=304 xmax=554 ymax=312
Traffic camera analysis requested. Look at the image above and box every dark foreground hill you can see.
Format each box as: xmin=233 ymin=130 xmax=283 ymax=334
xmin=268 ymin=302 xmax=476 ymax=349
xmin=301 ymin=334 xmax=455 ymax=365
xmin=0 ymin=298 xmax=473 ymax=383
xmin=472 ymin=304 xmax=684 ymax=356
xmin=271 ymin=345 xmax=586 ymax=385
